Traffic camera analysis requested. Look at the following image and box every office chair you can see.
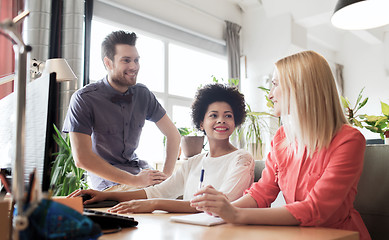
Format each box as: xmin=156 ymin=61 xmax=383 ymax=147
xmin=254 ymin=160 xmax=266 ymax=182
xmin=354 ymin=144 xmax=389 ymax=240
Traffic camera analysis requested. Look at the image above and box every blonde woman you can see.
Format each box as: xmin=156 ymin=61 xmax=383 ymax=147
xmin=191 ymin=51 xmax=371 ymax=240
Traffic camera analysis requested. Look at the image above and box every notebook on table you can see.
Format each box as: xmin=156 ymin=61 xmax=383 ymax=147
xmin=170 ymin=212 xmax=225 ymax=226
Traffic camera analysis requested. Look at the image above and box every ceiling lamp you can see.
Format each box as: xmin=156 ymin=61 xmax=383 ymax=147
xmin=331 ymin=0 xmax=389 ymax=30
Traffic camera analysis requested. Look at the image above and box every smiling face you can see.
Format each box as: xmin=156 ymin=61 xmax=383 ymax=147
xmin=269 ymin=68 xmax=282 ymax=117
xmin=200 ymin=101 xmax=235 ymax=142
xmin=104 ymin=44 xmax=140 ymax=93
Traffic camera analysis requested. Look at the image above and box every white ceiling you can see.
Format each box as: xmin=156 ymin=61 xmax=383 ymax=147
xmin=228 ymin=0 xmax=389 ymax=51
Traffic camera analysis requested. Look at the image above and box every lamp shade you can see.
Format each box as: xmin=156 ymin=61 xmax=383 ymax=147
xmin=331 ymin=0 xmax=389 ymax=30
xmin=42 ymin=58 xmax=77 ymax=82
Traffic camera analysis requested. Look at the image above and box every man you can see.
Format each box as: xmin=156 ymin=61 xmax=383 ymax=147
xmin=63 ymin=30 xmax=180 ymax=191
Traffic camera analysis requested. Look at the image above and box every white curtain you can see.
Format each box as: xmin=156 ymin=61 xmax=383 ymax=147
xmin=225 ymin=21 xmax=241 ymax=84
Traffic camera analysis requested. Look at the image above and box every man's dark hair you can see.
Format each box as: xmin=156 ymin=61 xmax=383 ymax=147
xmin=101 ymin=30 xmax=137 ymax=62
xmin=191 ymin=83 xmax=246 ymax=131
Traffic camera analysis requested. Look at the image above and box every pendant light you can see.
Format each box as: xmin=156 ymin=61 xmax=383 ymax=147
xmin=331 ymin=0 xmax=389 ymax=30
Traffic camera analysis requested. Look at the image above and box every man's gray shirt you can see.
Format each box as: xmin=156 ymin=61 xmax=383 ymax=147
xmin=63 ymin=76 xmax=166 ymax=190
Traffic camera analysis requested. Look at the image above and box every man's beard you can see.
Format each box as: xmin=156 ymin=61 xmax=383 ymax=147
xmin=111 ymin=72 xmax=137 ymax=88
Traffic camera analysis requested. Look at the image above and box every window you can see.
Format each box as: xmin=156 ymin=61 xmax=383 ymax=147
xmin=89 ymin=19 xmax=227 ymax=165
xmin=168 ymin=43 xmax=227 ymax=98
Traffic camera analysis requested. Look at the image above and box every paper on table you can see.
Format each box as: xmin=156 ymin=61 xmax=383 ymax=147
xmin=170 ymin=212 xmax=225 ymax=226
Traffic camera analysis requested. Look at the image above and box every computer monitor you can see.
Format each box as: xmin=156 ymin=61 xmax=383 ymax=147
xmin=0 ymin=72 xmax=56 ymax=192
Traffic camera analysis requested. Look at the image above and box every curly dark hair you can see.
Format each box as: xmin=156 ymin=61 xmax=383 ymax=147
xmin=191 ymin=83 xmax=246 ymax=131
xmin=101 ymin=30 xmax=137 ymax=62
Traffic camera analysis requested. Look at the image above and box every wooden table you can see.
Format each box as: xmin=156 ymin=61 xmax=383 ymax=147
xmin=96 ymin=210 xmax=359 ymax=240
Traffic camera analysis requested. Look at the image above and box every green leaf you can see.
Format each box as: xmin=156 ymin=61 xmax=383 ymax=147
xmin=53 ymin=185 xmax=62 ymax=196
xmin=53 ymin=124 xmax=69 ymax=150
xmin=50 ymin=124 xmax=89 ymax=196
xmin=353 ymin=87 xmax=365 ymax=110
xmin=258 ymin=86 xmax=270 ymax=93
xmin=356 ymin=97 xmax=368 ymax=111
xmin=60 ymin=177 xmax=70 ymax=196
xmin=364 ymin=115 xmax=381 ymax=122
xmin=50 ymin=166 xmax=62 ymax=186
xmin=352 ymin=118 xmax=363 ymax=128
xmin=340 ymin=96 xmax=349 ymax=109
xmin=265 ymin=95 xmax=274 ymax=109
xmin=381 ymin=101 xmax=389 ymax=116
xmin=375 ymin=116 xmax=388 ymax=126
xmin=228 ymin=78 xmax=239 ymax=86
xmin=67 ymin=177 xmax=78 ymax=195
xmin=248 ymin=111 xmax=274 ymax=118
xmin=178 ymin=127 xmax=192 ymax=136
xmin=365 ymin=126 xmax=380 ymax=133
xmin=379 ymin=132 xmax=385 ymax=140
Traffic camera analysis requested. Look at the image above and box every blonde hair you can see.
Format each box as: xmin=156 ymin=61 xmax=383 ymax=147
xmin=275 ymin=50 xmax=348 ymax=157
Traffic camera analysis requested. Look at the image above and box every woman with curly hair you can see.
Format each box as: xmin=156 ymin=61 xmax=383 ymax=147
xmin=69 ymin=83 xmax=254 ymax=213
xmin=191 ymin=51 xmax=370 ymax=240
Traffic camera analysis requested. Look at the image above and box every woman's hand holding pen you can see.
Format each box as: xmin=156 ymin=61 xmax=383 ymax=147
xmin=190 ymin=185 xmax=238 ymax=223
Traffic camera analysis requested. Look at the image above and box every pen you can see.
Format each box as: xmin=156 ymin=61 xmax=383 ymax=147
xmin=199 ymin=168 xmax=205 ymax=189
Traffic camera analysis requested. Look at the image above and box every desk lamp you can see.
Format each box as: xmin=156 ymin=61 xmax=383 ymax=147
xmin=332 ymin=0 xmax=389 ymax=30
xmin=41 ymin=58 xmax=77 ymax=82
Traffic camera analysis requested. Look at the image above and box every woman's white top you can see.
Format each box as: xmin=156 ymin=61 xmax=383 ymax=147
xmin=144 ymin=149 xmax=254 ymax=201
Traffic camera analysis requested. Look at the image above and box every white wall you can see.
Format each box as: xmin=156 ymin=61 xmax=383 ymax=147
xmin=239 ymin=4 xmax=389 ymax=140
xmin=340 ymin=33 xmax=389 ymax=113
xmin=339 ymin=33 xmax=389 ymax=139
xmin=241 ymin=6 xmax=296 ymax=111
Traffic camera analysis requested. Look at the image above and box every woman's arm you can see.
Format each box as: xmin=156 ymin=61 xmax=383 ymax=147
xmin=190 ymin=185 xmax=299 ymax=225
xmin=234 ymin=207 xmax=300 ymax=225
xmin=108 ymin=199 xmax=200 ymax=213
xmin=217 ymin=151 xmax=255 ymax=201
xmin=68 ymin=188 xmax=148 ymax=204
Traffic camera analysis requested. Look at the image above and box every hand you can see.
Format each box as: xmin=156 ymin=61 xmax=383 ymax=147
xmin=108 ymin=199 xmax=155 ymax=214
xmin=135 ymin=169 xmax=167 ymax=187
xmin=67 ymin=189 xmax=108 ymax=205
xmin=190 ymin=185 xmax=238 ymax=223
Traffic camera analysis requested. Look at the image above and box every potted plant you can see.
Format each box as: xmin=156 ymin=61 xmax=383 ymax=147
xmin=163 ymin=126 xmax=205 ymax=159
xmin=225 ymin=79 xmax=278 ymax=160
xmin=340 ymin=88 xmax=389 ymax=143
xmin=50 ymin=125 xmax=88 ymax=196
xmin=362 ymin=101 xmax=389 ymax=144
xmin=178 ymin=127 xmax=205 ymax=159
xmin=241 ymin=86 xmax=279 ymax=160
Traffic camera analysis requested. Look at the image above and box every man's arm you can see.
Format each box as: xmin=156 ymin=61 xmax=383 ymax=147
xmin=69 ymin=132 xmax=166 ymax=187
xmin=155 ymin=114 xmax=181 ymax=176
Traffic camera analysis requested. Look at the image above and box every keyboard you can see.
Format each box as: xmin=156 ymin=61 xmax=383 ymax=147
xmin=83 ymin=200 xmax=119 ymax=208
xmin=83 ymin=209 xmax=138 ymax=229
